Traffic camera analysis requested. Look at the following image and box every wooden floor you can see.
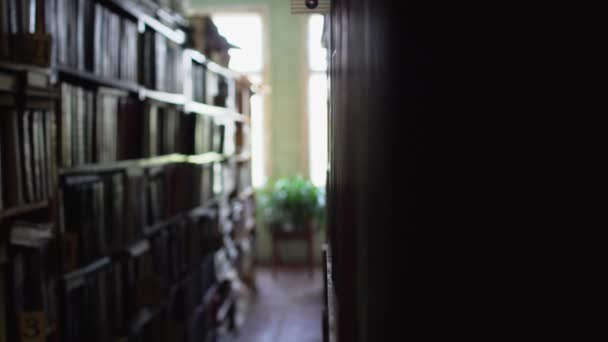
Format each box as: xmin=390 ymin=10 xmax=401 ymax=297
xmin=221 ymin=267 xmax=323 ymax=342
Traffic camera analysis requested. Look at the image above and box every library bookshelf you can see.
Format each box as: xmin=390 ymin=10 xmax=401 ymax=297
xmin=1 ymin=1 xmax=255 ymax=341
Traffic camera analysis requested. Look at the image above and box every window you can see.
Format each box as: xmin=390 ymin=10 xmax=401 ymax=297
xmin=308 ymin=15 xmax=328 ymax=186
xmin=212 ymin=13 xmax=267 ymax=187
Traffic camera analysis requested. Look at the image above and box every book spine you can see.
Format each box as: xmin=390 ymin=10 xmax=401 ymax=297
xmin=0 ymin=0 xmax=10 ymax=60
xmin=60 ymin=83 xmax=72 ymax=168
xmin=0 ymin=108 xmax=24 ymax=206
xmin=93 ymin=3 xmax=102 ymax=76
xmin=85 ymin=90 xmax=94 ymax=164
xmin=31 ymin=110 xmax=41 ymax=201
xmin=76 ymin=0 xmax=85 ymax=70
xmin=20 ymin=110 xmax=34 ymax=203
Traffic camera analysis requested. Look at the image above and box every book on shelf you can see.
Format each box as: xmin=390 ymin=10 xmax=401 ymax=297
xmin=62 ymin=258 xmax=117 ymax=342
xmin=8 ymin=220 xmax=58 ymax=342
xmin=0 ymin=0 xmax=51 ymax=66
xmin=1 ymin=96 xmax=55 ymax=208
xmin=0 ymin=105 xmax=24 ymax=207
xmin=61 ymin=170 xmax=127 ymax=269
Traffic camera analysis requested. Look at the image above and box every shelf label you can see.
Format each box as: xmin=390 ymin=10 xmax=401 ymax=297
xmin=19 ymin=311 xmax=46 ymax=342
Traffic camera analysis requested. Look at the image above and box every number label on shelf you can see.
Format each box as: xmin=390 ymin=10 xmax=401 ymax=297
xmin=19 ymin=311 xmax=46 ymax=342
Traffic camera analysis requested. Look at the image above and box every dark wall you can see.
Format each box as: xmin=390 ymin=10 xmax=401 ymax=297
xmin=328 ymin=1 xmax=606 ymax=341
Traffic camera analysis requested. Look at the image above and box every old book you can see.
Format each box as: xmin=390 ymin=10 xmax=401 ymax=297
xmin=0 ymin=106 xmax=24 ymax=206
xmin=143 ymin=103 xmax=159 ymax=157
xmin=117 ymin=97 xmax=142 ymax=160
xmin=96 ymin=88 xmax=122 ymax=162
xmin=84 ymin=90 xmax=94 ymax=164
xmin=75 ymin=0 xmax=85 ymax=69
xmin=110 ymin=10 xmax=120 ymax=78
xmin=20 ymin=110 xmax=34 ymax=202
xmin=31 ymin=110 xmax=42 ymax=201
xmin=155 ymin=33 xmax=167 ymax=91
xmin=62 ymin=174 xmax=104 ymax=266
xmin=60 ymin=83 xmax=72 ymax=167
xmin=109 ymin=262 xmax=126 ymax=338
xmin=0 ymin=0 xmax=9 ymax=60
xmin=93 ymin=2 xmax=103 ymax=75
xmin=44 ymin=109 xmax=55 ymax=196
xmin=91 ymin=180 xmax=106 ymax=258
xmin=71 ymin=86 xmax=81 ymax=166
xmin=104 ymin=172 xmax=125 ymax=253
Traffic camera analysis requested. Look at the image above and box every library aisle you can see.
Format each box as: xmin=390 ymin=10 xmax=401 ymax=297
xmin=221 ymin=268 xmax=323 ymax=342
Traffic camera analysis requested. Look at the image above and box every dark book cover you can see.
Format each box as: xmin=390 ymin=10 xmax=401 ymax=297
xmin=104 ymin=172 xmax=125 ymax=253
xmin=91 ymin=181 xmax=106 ymax=259
xmin=117 ymin=97 xmax=143 ymax=160
xmin=62 ymin=174 xmax=103 ymax=266
xmin=0 ymin=107 xmax=24 ymax=207
xmin=82 ymin=0 xmax=94 ymax=71
xmin=125 ymin=169 xmax=146 ymax=243
xmin=44 ymin=108 xmax=56 ymax=195
xmin=0 ymin=0 xmax=10 ymax=60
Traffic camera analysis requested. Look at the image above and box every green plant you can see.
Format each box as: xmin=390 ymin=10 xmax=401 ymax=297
xmin=257 ymin=176 xmax=325 ymax=232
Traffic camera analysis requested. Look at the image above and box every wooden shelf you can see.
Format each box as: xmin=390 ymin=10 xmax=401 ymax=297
xmin=56 ymin=66 xmax=140 ymax=93
xmin=63 ymin=257 xmax=112 ymax=281
xmin=144 ymin=217 xmax=180 ymax=238
xmin=141 ymin=88 xmax=187 ymax=105
xmin=101 ymin=0 xmax=186 ymax=44
xmin=59 ymin=152 xmax=226 ymax=175
xmin=0 ymin=61 xmax=53 ymax=75
xmin=185 ymin=102 xmax=250 ymax=124
xmin=185 ymin=49 xmax=240 ymax=80
xmin=0 ymin=201 xmax=49 ymax=220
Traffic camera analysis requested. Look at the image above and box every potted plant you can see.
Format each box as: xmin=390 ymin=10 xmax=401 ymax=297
xmin=258 ymin=176 xmax=325 ymax=233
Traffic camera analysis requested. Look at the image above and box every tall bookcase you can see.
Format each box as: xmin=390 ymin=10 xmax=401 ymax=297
xmin=1 ymin=1 xmax=256 ymax=341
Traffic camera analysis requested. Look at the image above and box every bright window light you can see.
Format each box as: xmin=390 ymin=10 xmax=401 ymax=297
xmin=308 ymin=14 xmax=328 ymax=186
xmin=212 ymin=14 xmax=263 ymax=73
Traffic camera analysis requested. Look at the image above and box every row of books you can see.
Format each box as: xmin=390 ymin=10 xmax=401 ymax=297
xmin=0 ymin=106 xmax=55 ymax=209
xmin=59 ymin=157 xmax=255 ymax=267
xmin=1 ymin=191 xmax=253 ymax=342
xmin=0 ymin=0 xmax=52 ymax=66
xmin=1 ymin=200 xmax=241 ymax=341
xmin=142 ymin=30 xmax=184 ymax=93
xmin=61 ymin=82 xmax=237 ymax=166
xmin=54 ymin=0 xmax=140 ymax=82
